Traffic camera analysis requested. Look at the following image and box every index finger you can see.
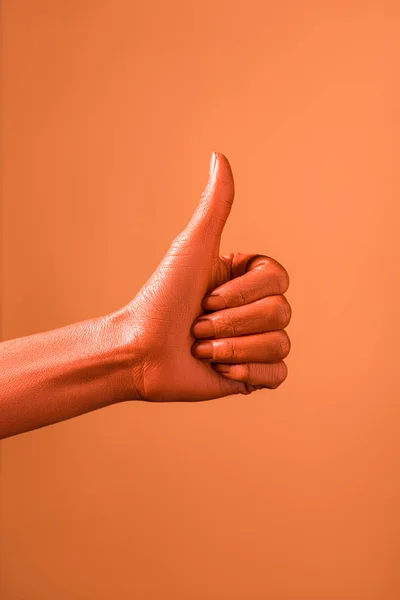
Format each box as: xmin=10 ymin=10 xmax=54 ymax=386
xmin=202 ymin=254 xmax=290 ymax=311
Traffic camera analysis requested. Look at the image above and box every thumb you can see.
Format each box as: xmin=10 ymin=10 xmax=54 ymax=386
xmin=186 ymin=151 xmax=235 ymax=244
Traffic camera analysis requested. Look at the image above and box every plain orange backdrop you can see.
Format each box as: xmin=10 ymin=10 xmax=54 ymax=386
xmin=1 ymin=1 xmax=400 ymax=599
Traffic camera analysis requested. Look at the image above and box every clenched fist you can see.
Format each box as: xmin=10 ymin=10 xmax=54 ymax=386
xmin=124 ymin=152 xmax=291 ymax=402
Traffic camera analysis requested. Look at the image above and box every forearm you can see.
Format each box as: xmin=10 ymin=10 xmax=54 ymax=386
xmin=0 ymin=310 xmax=138 ymax=439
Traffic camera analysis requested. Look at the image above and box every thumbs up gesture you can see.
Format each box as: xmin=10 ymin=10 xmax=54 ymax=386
xmin=124 ymin=152 xmax=291 ymax=402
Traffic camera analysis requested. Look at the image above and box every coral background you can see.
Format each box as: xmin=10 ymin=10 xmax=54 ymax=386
xmin=1 ymin=1 xmax=399 ymax=598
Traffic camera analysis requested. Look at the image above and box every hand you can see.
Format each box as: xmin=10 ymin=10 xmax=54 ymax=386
xmin=124 ymin=152 xmax=291 ymax=402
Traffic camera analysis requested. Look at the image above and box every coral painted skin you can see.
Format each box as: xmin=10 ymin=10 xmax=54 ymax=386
xmin=0 ymin=152 xmax=291 ymax=438
xmin=123 ymin=152 xmax=291 ymax=403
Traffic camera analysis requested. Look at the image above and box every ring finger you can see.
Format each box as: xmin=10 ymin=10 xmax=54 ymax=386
xmin=192 ymin=330 xmax=291 ymax=363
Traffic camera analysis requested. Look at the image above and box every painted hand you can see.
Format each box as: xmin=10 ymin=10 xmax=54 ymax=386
xmin=125 ymin=152 xmax=291 ymax=402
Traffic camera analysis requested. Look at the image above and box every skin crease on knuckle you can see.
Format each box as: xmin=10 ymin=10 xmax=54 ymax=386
xmin=275 ymin=330 xmax=291 ymax=360
xmin=276 ymin=295 xmax=292 ymax=328
xmin=226 ymin=339 xmax=237 ymax=361
xmin=268 ymin=259 xmax=290 ymax=294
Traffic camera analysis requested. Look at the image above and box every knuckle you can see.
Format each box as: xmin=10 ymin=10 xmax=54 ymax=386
xmin=211 ymin=318 xmax=221 ymax=338
xmin=268 ymin=261 xmax=289 ymax=294
xmin=246 ymin=254 xmax=269 ymax=269
xmin=275 ymin=295 xmax=292 ymax=327
xmin=210 ymin=213 xmax=227 ymax=228
xmin=235 ymin=278 xmax=247 ymax=305
xmin=224 ymin=310 xmax=238 ymax=337
xmin=263 ymin=257 xmax=290 ymax=293
xmin=277 ymin=267 xmax=290 ymax=293
xmin=277 ymin=330 xmax=291 ymax=358
xmin=224 ymin=339 xmax=236 ymax=361
xmin=270 ymin=361 xmax=288 ymax=388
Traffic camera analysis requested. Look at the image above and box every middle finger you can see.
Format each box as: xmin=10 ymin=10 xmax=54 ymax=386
xmin=192 ymin=330 xmax=291 ymax=363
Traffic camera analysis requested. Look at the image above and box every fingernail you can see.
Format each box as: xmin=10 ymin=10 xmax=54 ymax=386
xmin=192 ymin=318 xmax=215 ymax=338
xmin=204 ymin=295 xmax=226 ymax=311
xmin=193 ymin=341 xmax=214 ymax=359
xmin=214 ymin=364 xmax=231 ymax=374
xmin=209 ymin=151 xmax=218 ymax=178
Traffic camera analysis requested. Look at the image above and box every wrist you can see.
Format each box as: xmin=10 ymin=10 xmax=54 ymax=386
xmin=101 ymin=308 xmax=143 ymax=402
